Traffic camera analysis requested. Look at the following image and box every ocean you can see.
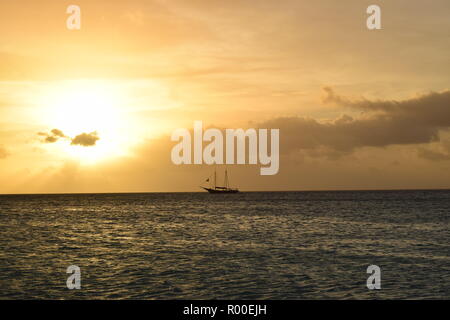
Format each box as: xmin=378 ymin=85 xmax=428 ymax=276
xmin=0 ymin=190 xmax=449 ymax=299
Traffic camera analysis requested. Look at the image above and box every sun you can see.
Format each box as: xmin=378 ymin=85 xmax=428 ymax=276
xmin=43 ymin=80 xmax=130 ymax=163
xmin=52 ymin=84 xmax=119 ymax=135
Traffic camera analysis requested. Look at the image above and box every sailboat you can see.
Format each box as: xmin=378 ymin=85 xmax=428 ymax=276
xmin=201 ymin=169 xmax=239 ymax=193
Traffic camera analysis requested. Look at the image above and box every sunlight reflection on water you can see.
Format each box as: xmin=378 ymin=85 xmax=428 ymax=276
xmin=0 ymin=190 xmax=449 ymax=299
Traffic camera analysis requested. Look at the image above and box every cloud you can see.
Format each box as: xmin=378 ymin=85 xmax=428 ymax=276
xmin=38 ymin=129 xmax=99 ymax=147
xmin=71 ymin=132 xmax=100 ymax=147
xmin=260 ymin=89 xmax=450 ymax=155
xmin=323 ymin=87 xmax=450 ymax=119
xmin=51 ymin=129 xmax=66 ymax=138
xmin=418 ymin=140 xmax=450 ymax=161
xmin=418 ymin=148 xmax=450 ymax=161
xmin=44 ymin=136 xmax=58 ymax=143
xmin=321 ymin=86 xmax=351 ymax=105
xmin=38 ymin=128 xmax=68 ymax=143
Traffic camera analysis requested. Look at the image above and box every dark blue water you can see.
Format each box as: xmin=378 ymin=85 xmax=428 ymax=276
xmin=0 ymin=190 xmax=449 ymax=299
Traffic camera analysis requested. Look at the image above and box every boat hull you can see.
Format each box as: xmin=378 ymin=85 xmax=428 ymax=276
xmin=202 ymin=187 xmax=239 ymax=194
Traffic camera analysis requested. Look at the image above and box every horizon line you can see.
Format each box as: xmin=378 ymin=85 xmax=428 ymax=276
xmin=1 ymin=187 xmax=450 ymax=196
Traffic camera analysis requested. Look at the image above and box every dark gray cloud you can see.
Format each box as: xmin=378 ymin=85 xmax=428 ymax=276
xmin=71 ymin=132 xmax=99 ymax=147
xmin=323 ymin=87 xmax=450 ymax=121
xmin=260 ymin=89 xmax=450 ymax=155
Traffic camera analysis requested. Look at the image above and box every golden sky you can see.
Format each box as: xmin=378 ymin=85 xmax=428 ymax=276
xmin=0 ymin=0 xmax=449 ymax=193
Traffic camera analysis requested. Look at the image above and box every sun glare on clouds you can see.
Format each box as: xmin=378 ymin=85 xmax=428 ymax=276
xmin=43 ymin=80 xmax=131 ymax=164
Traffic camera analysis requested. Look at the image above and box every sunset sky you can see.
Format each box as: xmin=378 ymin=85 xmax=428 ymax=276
xmin=0 ymin=0 xmax=449 ymax=193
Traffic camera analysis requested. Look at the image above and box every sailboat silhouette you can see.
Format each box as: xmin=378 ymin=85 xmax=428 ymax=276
xmin=201 ymin=169 xmax=239 ymax=193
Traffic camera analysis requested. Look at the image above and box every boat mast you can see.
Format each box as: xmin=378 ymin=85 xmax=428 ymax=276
xmin=224 ymin=169 xmax=229 ymax=189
